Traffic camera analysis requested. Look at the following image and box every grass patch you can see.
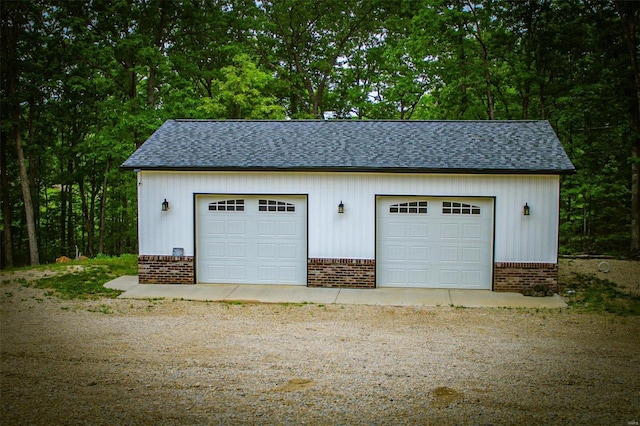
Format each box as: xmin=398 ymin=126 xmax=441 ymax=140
xmin=87 ymin=304 xmax=114 ymax=314
xmin=3 ymin=253 xmax=137 ymax=275
xmin=33 ymin=268 xmax=123 ymax=299
xmin=81 ymin=253 xmax=138 ymax=276
xmin=23 ymin=255 xmax=137 ymax=300
xmin=280 ymin=301 xmax=312 ymax=307
xmin=561 ymin=272 xmax=640 ymax=316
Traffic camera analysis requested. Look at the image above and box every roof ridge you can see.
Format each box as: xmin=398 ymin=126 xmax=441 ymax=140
xmin=171 ymin=119 xmax=549 ymax=123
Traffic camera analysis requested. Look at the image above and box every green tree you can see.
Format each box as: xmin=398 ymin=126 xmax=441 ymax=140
xmin=259 ymin=0 xmax=384 ymax=118
xmin=199 ymin=54 xmax=286 ymax=119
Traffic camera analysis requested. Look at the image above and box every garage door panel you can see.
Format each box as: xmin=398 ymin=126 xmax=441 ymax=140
xmin=408 ymin=223 xmax=429 ymax=238
xmin=278 ymin=222 xmax=297 ymax=236
xmin=197 ymin=196 xmax=307 ymax=285
xmin=277 ymin=266 xmax=296 ymax=281
xmin=409 ymin=246 xmax=428 ymax=261
xmin=206 ymin=242 xmax=226 ymax=257
xmin=462 ymin=247 xmax=481 ymax=262
xmin=257 ymin=266 xmax=277 ymax=280
xmin=205 ymin=220 xmax=226 ymax=235
xmin=257 ymin=243 xmax=276 ymax=259
xmin=461 ymin=271 xmax=481 ymax=286
xmin=278 ymin=244 xmax=297 ymax=259
xmin=440 ymin=223 xmax=460 ymax=239
xmin=227 ymin=265 xmax=247 ymax=280
xmin=205 ymin=264 xmax=248 ymax=280
xmin=386 ymin=245 xmax=406 ymax=261
xmin=378 ymin=197 xmax=493 ymax=289
xmin=227 ymin=243 xmax=246 ymax=258
xmin=388 ymin=268 xmax=407 ymax=282
xmin=227 ymin=221 xmax=246 ymax=235
xmin=439 ymin=270 xmax=459 ymax=286
xmin=440 ymin=246 xmax=459 ymax=262
xmin=408 ymin=269 xmax=430 ymax=284
xmin=206 ymin=265 xmax=226 ymax=280
xmin=387 ymin=223 xmax=407 ymax=238
xmin=257 ymin=221 xmax=277 ymax=236
xmin=462 ymin=224 xmax=482 ymax=239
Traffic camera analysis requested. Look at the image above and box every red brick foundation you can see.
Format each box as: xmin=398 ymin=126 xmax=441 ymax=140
xmin=138 ymin=255 xmax=194 ymax=284
xmin=307 ymin=258 xmax=375 ymax=288
xmin=493 ymin=262 xmax=558 ymax=293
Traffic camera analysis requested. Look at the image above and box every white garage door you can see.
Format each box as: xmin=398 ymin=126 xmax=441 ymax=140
xmin=196 ymin=195 xmax=307 ymax=285
xmin=377 ymin=197 xmax=493 ymax=289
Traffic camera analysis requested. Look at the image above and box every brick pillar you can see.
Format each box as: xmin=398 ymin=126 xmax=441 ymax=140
xmin=138 ymin=255 xmax=194 ymax=284
xmin=493 ymin=262 xmax=558 ymax=293
xmin=307 ymin=258 xmax=375 ymax=288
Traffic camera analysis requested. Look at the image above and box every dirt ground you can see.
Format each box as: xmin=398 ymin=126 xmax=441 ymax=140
xmin=1 ymin=262 xmax=639 ymax=425
xmin=558 ymin=257 xmax=640 ymax=295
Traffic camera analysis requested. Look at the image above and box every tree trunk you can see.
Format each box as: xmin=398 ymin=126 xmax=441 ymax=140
xmin=4 ymin=7 xmax=39 ymax=265
xmin=614 ymin=0 xmax=640 ymax=254
xmin=14 ymin=113 xmax=39 ymax=265
xmin=1 ymin=130 xmax=13 ymax=267
xmin=455 ymin=22 xmax=469 ymax=118
xmin=27 ymin=99 xmax=40 ymax=238
xmin=88 ymin=165 xmax=100 ymax=258
xmin=147 ymin=1 xmax=168 ymax=106
xmin=66 ymin=181 xmax=73 ymax=255
xmin=521 ymin=84 xmax=530 ymax=119
xmin=467 ymin=1 xmax=495 ymax=120
xmin=78 ymin=177 xmax=92 ymax=258
xmin=119 ymin=193 xmax=128 ymax=255
xmin=632 ymin=139 xmax=639 ymax=254
xmin=98 ymin=160 xmax=109 ymax=254
xmin=59 ymin=128 xmax=66 ymax=255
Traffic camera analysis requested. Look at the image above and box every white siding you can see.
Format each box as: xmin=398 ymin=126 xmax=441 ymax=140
xmin=137 ymin=171 xmax=559 ymax=263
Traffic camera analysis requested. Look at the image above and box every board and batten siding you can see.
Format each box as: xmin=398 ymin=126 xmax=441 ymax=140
xmin=137 ymin=171 xmax=560 ymax=263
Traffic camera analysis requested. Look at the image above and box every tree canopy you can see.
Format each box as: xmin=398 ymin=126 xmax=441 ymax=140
xmin=1 ymin=0 xmax=638 ymax=266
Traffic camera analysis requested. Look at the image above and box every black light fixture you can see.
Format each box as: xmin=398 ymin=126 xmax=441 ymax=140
xmin=338 ymin=201 xmax=344 ymax=214
xmin=162 ymin=199 xmax=169 ymax=211
xmin=523 ymin=203 xmax=530 ymax=216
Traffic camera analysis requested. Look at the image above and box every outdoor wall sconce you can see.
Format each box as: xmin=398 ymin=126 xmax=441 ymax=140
xmin=523 ymin=203 xmax=530 ymax=216
xmin=162 ymin=199 xmax=169 ymax=211
xmin=338 ymin=201 xmax=344 ymax=214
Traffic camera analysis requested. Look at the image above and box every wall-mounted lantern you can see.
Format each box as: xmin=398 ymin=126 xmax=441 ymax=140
xmin=338 ymin=201 xmax=344 ymax=214
xmin=523 ymin=203 xmax=530 ymax=216
xmin=162 ymin=199 xmax=169 ymax=211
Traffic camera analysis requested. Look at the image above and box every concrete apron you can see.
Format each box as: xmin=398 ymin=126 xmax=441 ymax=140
xmin=105 ymin=276 xmax=567 ymax=309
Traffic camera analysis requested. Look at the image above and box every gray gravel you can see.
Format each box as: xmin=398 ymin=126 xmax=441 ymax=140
xmin=1 ymin=283 xmax=639 ymax=425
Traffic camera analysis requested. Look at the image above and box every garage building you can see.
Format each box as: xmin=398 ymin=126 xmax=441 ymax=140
xmin=121 ymin=120 xmax=575 ymax=293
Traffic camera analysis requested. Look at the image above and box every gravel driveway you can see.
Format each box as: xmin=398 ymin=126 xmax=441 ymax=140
xmin=1 ymin=282 xmax=639 ymax=425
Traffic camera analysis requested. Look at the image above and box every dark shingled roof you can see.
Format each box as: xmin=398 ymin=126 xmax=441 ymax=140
xmin=121 ymin=120 xmax=575 ymax=174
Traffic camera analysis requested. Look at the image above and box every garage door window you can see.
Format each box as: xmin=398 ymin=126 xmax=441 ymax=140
xmin=259 ymin=199 xmax=296 ymax=212
xmin=389 ymin=201 xmax=428 ymax=214
xmin=442 ymin=201 xmax=480 ymax=215
xmin=208 ymin=199 xmax=245 ymax=211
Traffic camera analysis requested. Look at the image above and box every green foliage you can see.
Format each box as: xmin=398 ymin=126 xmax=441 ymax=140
xmin=560 ymin=273 xmax=640 ymax=316
xmin=1 ymin=0 xmax=638 ymax=266
xmin=198 ymin=54 xmax=285 ymax=119
xmin=33 ymin=268 xmax=122 ymax=300
xmin=28 ymin=255 xmax=137 ymax=299
xmin=88 ymin=254 xmax=139 ymax=276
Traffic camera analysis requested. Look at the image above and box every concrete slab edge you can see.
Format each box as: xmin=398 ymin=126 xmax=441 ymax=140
xmin=105 ymin=276 xmax=567 ymax=309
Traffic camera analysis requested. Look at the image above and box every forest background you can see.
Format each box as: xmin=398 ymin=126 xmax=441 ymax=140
xmin=1 ymin=0 xmax=639 ymax=267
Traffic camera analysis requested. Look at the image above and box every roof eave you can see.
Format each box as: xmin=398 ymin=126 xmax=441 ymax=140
xmin=120 ymin=164 xmax=576 ymax=175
